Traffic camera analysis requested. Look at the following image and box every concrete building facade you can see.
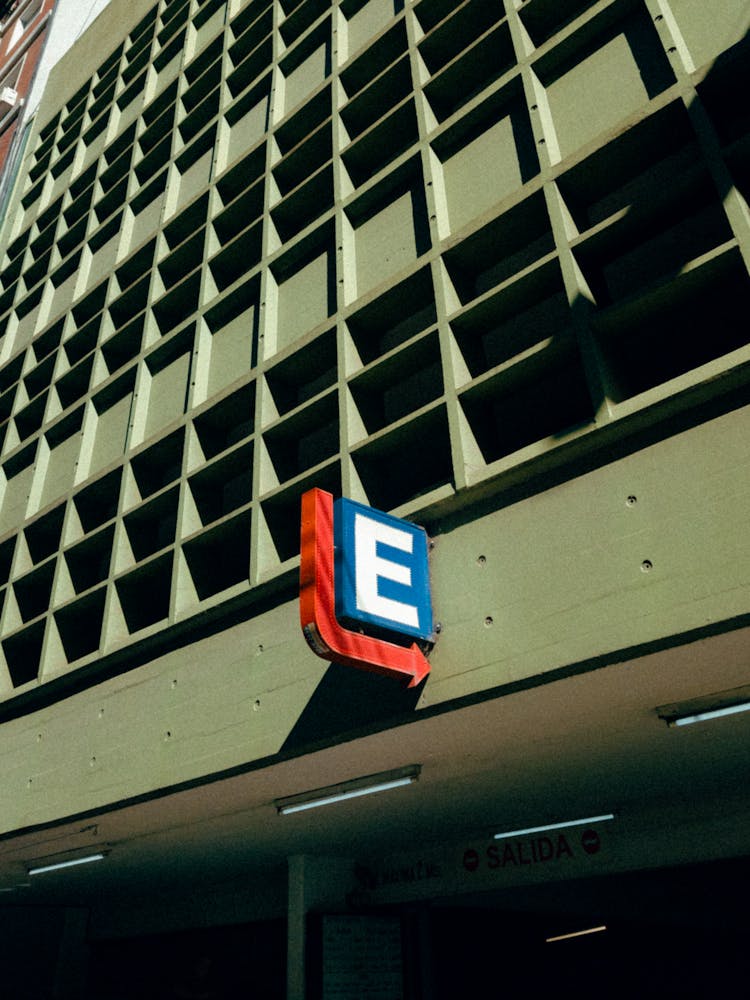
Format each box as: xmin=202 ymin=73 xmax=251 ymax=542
xmin=0 ymin=0 xmax=748 ymax=995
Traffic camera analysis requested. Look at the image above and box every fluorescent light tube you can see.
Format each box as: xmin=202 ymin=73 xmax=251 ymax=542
xmin=279 ymin=777 xmax=414 ymax=814
xmin=28 ymin=852 xmax=107 ymax=876
xmin=276 ymin=765 xmax=420 ymax=815
xmin=546 ymin=925 xmax=607 ymax=943
xmin=668 ymin=701 xmax=750 ymax=727
xmin=494 ymin=813 xmax=615 ymax=840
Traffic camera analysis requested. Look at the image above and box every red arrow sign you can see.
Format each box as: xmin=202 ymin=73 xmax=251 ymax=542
xmin=299 ymin=488 xmax=431 ymax=688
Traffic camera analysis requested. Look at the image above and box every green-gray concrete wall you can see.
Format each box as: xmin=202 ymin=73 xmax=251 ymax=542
xmin=0 ymin=0 xmax=747 ymax=835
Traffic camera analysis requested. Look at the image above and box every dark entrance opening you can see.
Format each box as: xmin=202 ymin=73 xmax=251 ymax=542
xmin=422 ymin=856 xmax=749 ymax=999
xmin=85 ymin=918 xmax=285 ymax=999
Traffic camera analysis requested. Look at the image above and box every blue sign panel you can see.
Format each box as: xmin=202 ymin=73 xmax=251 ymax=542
xmin=333 ymin=497 xmax=434 ymax=643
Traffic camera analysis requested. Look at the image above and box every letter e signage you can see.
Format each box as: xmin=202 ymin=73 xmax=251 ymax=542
xmin=300 ymin=489 xmax=434 ymax=687
xmin=334 ymin=498 xmax=433 ymax=643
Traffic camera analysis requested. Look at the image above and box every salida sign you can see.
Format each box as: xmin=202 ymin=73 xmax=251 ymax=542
xmin=347 ymin=828 xmax=607 ymax=906
xmin=299 ymin=489 xmax=435 ymax=687
xmin=463 ymin=828 xmax=602 ymax=874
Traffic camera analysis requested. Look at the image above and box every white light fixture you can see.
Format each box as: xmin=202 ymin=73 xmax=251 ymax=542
xmin=546 ymin=925 xmax=607 ymax=943
xmin=276 ymin=765 xmax=420 ymax=815
xmin=494 ymin=813 xmax=615 ymax=840
xmin=27 ymin=851 xmax=107 ymax=876
xmin=664 ymin=700 xmax=750 ymax=727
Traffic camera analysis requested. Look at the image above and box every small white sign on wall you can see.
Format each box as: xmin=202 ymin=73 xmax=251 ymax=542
xmin=322 ymin=914 xmax=403 ymax=1000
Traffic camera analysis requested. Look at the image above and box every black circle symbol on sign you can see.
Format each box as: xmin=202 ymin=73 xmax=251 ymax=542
xmin=581 ymin=829 xmax=601 ymax=855
xmin=463 ymin=849 xmax=480 ymax=872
